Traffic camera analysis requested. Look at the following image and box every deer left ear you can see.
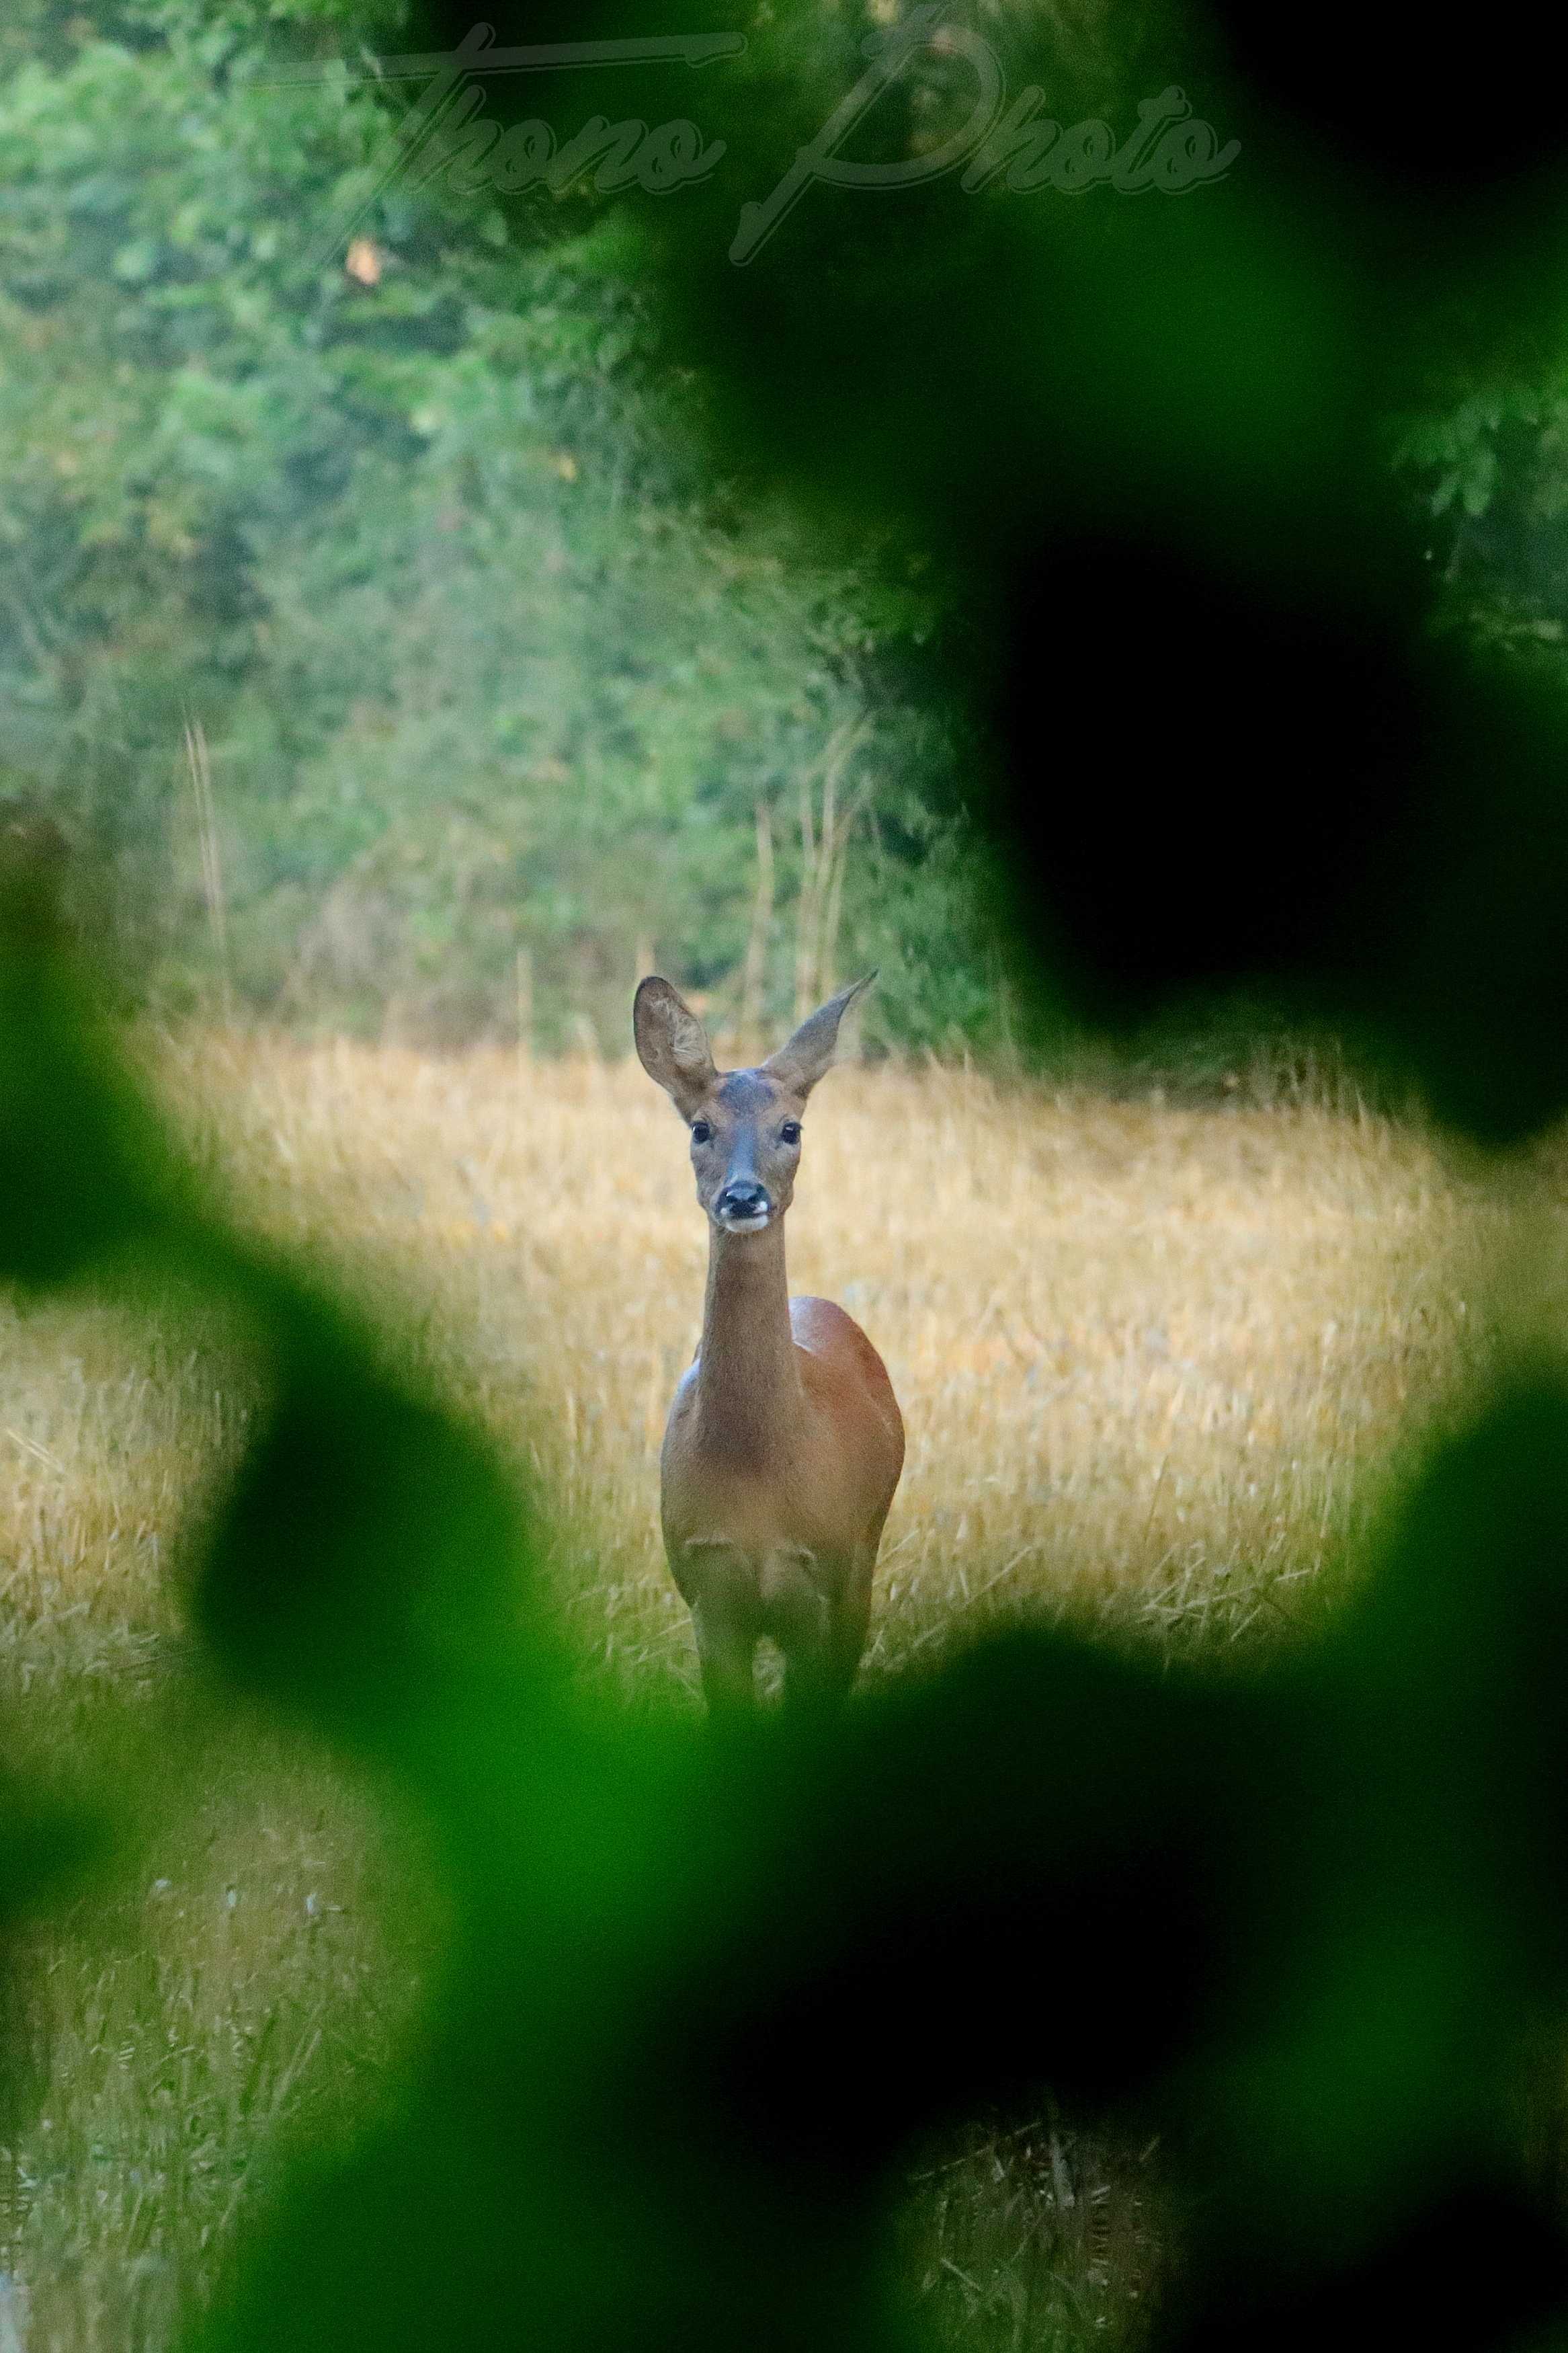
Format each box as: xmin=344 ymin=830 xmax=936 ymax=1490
xmin=764 ymin=972 xmax=876 ymax=1100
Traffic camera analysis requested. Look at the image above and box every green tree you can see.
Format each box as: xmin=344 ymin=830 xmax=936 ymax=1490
xmin=0 ymin=0 xmax=997 ymax=1051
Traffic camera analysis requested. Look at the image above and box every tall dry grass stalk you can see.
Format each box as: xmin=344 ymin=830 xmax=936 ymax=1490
xmin=0 ymin=1034 xmax=1534 ymax=2346
xmin=181 ymin=719 xmax=233 ymax=1029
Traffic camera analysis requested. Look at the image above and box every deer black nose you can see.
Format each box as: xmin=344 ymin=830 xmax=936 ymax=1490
xmin=716 ymin=1180 xmax=770 ymax=1222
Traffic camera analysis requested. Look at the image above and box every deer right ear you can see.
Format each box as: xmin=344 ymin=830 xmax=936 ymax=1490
xmin=633 ymin=977 xmax=717 ymax=1119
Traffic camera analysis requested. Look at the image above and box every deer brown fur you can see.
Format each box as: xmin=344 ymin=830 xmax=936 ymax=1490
xmin=634 ymin=974 xmax=904 ymax=1716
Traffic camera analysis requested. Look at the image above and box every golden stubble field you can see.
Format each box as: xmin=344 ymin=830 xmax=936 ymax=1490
xmin=0 ymin=1033 xmax=1542 ymax=2348
xmin=174 ymin=1038 xmax=1508 ymax=1673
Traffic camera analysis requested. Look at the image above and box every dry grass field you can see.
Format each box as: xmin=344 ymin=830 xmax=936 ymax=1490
xmin=0 ymin=1032 xmax=1537 ymax=2348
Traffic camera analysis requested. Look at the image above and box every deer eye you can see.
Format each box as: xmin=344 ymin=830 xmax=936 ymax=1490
xmin=780 ymin=1121 xmax=802 ymax=1146
xmin=691 ymin=1120 xmax=712 ymax=1144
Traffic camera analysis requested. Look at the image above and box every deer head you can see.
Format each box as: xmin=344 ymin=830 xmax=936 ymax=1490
xmin=633 ymin=975 xmax=874 ymax=1234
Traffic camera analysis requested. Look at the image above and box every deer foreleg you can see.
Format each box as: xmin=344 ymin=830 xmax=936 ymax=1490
xmin=679 ymin=1540 xmax=760 ymax=1715
xmin=768 ymin=1546 xmax=863 ymax=1720
xmin=786 ymin=1547 xmax=874 ymax=1717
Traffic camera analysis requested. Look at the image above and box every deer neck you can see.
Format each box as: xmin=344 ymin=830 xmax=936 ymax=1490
xmin=696 ymin=1218 xmax=802 ymax=1463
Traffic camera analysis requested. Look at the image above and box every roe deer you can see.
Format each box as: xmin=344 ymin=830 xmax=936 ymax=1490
xmin=634 ymin=974 xmax=905 ymax=1717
